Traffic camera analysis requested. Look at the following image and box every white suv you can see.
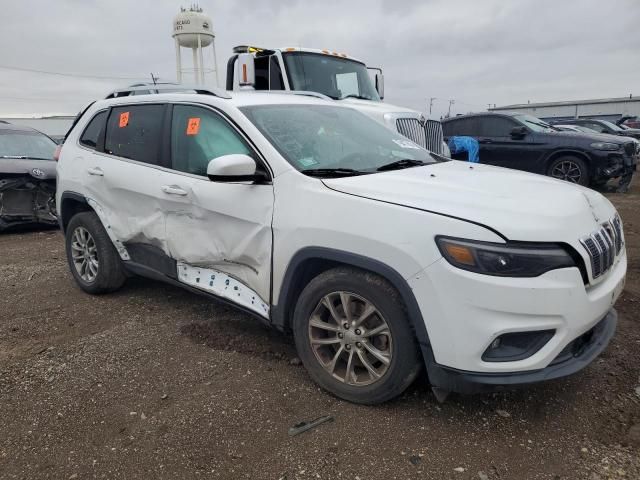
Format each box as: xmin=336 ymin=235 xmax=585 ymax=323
xmin=56 ymin=88 xmax=626 ymax=404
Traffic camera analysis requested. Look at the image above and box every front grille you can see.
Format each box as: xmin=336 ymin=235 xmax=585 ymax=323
xmin=395 ymin=118 xmax=445 ymax=155
xmin=425 ymin=120 xmax=445 ymax=155
xmin=580 ymin=215 xmax=624 ymax=280
xmin=396 ymin=118 xmax=426 ymax=149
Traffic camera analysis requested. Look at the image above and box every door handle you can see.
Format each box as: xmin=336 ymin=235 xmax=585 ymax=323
xmin=478 ymin=138 xmax=492 ymax=144
xmin=87 ymin=167 xmax=104 ymax=176
xmin=161 ymin=185 xmax=188 ymax=196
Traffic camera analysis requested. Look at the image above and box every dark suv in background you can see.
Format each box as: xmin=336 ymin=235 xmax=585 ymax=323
xmin=552 ymin=118 xmax=640 ymax=141
xmin=442 ymin=112 xmax=638 ymax=186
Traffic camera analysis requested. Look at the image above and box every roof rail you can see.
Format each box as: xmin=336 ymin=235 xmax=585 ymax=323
xmin=251 ymin=90 xmax=331 ymax=101
xmin=105 ymin=84 xmax=231 ymax=100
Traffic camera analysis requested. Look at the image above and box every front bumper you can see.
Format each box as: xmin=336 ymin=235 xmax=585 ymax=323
xmin=425 ymin=308 xmax=616 ymax=394
xmin=407 ymin=249 xmax=626 ymax=393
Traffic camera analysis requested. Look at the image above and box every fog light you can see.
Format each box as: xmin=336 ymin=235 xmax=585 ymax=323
xmin=482 ymin=330 xmax=555 ymax=362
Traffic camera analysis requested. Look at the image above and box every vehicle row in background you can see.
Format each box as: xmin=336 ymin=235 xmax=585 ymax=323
xmin=550 ymin=118 xmax=640 ymax=141
xmin=0 ymin=123 xmax=58 ymax=231
xmin=442 ymin=112 xmax=638 ymax=187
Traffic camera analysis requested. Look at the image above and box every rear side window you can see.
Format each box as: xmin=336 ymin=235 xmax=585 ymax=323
xmin=442 ymin=117 xmax=479 ymax=137
xmin=478 ymin=116 xmax=516 ymax=137
xmin=170 ymin=105 xmax=252 ymax=176
xmin=104 ymin=105 xmax=164 ymax=164
xmin=79 ymin=111 xmax=107 ymax=149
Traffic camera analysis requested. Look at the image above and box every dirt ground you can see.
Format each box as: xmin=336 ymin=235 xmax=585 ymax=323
xmin=1 ymin=180 xmax=639 ymax=480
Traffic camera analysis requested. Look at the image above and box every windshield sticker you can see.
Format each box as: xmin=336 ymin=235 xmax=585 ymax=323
xmin=392 ymin=139 xmax=420 ymax=150
xmin=298 ymin=157 xmax=318 ymax=168
xmin=186 ymin=117 xmax=201 ymax=136
xmin=119 ymin=112 xmax=129 ymax=128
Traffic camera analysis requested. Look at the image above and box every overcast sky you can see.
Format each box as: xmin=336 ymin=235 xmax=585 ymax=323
xmin=1 ymin=0 xmax=639 ymax=118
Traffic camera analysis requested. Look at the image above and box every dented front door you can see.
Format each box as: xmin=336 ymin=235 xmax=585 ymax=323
xmin=162 ymin=104 xmax=274 ymax=317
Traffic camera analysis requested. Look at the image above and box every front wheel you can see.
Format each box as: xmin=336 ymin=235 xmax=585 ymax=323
xmin=292 ymin=267 xmax=421 ymax=404
xmin=547 ymin=156 xmax=589 ymax=186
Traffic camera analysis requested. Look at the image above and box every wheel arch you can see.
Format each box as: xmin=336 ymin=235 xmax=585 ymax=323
xmin=544 ymin=150 xmax=592 ymax=175
xmin=271 ymin=247 xmax=434 ymax=363
xmin=59 ymin=192 xmax=93 ymax=233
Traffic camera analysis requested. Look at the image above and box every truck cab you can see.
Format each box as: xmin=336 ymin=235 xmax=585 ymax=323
xmin=226 ymin=46 xmax=448 ymax=156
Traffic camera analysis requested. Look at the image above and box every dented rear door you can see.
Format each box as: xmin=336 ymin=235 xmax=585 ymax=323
xmin=162 ymin=104 xmax=274 ymax=317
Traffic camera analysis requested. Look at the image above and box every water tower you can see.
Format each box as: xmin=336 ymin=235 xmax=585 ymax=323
xmin=172 ymin=5 xmax=219 ymax=86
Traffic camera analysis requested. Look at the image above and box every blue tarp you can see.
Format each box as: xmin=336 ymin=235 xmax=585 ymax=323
xmin=447 ymin=136 xmax=480 ymax=163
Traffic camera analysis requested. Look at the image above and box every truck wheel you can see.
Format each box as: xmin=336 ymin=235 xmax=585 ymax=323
xmin=292 ymin=267 xmax=421 ymax=404
xmin=547 ymin=156 xmax=589 ymax=186
xmin=65 ymin=211 xmax=126 ymax=294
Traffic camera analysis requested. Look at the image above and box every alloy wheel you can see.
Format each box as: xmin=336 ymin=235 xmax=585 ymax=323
xmin=308 ymin=291 xmax=392 ymax=386
xmin=70 ymin=226 xmax=99 ymax=282
xmin=551 ymin=160 xmax=583 ymax=183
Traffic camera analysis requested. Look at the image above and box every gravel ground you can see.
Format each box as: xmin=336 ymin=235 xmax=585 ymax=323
xmin=1 ymin=180 xmax=639 ymax=479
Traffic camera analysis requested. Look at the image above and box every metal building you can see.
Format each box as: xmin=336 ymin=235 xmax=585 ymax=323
xmin=489 ymin=96 xmax=640 ymax=121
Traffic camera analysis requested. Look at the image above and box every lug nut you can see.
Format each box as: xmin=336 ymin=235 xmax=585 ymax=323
xmin=345 ymin=344 xmax=352 ymax=350
xmin=355 ymin=329 xmax=361 ymax=335
xmin=338 ymin=333 xmax=344 ymax=339
xmin=356 ymin=342 xmax=363 ymax=349
xmin=343 ymin=323 xmax=349 ymax=329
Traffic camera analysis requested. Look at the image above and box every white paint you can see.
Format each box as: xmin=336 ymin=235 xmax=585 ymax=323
xmin=177 ymin=262 xmax=269 ymax=317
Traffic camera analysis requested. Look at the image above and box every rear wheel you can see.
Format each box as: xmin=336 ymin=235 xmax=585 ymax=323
xmin=292 ymin=267 xmax=421 ymax=404
xmin=65 ymin=211 xmax=126 ymax=294
xmin=547 ymin=156 xmax=589 ymax=186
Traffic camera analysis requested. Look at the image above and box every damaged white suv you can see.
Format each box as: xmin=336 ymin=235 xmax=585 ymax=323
xmin=57 ymin=87 xmax=627 ymax=404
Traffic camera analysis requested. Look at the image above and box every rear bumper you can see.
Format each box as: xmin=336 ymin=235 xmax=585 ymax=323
xmin=424 ymin=309 xmax=617 ymax=394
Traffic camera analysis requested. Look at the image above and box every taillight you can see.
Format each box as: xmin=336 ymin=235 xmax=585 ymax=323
xmin=53 ymin=144 xmax=62 ymax=161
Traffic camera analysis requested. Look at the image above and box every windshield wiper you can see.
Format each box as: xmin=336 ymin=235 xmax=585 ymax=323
xmin=376 ymin=159 xmax=427 ymax=171
xmin=300 ymin=167 xmax=367 ymax=178
xmin=0 ymin=155 xmax=52 ymax=160
xmin=340 ymin=94 xmax=372 ymax=101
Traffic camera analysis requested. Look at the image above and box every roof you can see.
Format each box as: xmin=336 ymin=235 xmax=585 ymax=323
xmin=491 ymin=96 xmax=639 ymax=110
xmin=441 ymin=111 xmax=516 ymax=122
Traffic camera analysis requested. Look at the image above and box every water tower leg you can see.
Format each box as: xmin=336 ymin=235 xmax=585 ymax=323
xmin=198 ymin=34 xmax=205 ymax=85
xmin=175 ymin=38 xmax=182 ymax=83
xmin=192 ymin=47 xmax=200 ymax=85
xmin=212 ymin=41 xmax=219 ymax=88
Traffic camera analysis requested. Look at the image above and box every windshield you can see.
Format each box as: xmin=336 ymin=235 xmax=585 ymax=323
xmin=599 ymin=119 xmax=624 ymax=132
xmin=282 ymin=52 xmax=380 ymax=101
xmin=241 ymin=105 xmax=435 ymax=173
xmin=0 ymin=130 xmax=56 ymax=159
xmin=513 ymin=114 xmax=558 ymax=132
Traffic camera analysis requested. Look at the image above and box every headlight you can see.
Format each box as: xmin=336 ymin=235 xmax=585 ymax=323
xmin=436 ymin=237 xmax=576 ymax=277
xmin=590 ymin=142 xmax=621 ymax=151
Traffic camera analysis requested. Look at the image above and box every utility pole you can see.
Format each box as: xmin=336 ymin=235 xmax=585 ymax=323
xmin=447 ymin=99 xmax=455 ymax=118
xmin=150 ymin=72 xmax=159 ymax=85
xmin=428 ymin=97 xmax=437 ymax=116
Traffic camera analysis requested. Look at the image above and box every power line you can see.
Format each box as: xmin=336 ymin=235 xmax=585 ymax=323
xmin=0 ymin=64 xmax=152 ymax=81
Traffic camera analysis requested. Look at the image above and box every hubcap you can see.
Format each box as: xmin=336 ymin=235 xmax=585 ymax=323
xmin=551 ymin=160 xmax=582 ymax=183
xmin=308 ymin=291 xmax=392 ymax=386
xmin=70 ymin=226 xmax=99 ymax=282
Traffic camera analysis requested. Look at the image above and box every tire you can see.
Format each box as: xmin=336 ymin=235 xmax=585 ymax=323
xmin=292 ymin=267 xmax=421 ymax=404
xmin=65 ymin=211 xmax=126 ymax=294
xmin=547 ymin=156 xmax=589 ymax=186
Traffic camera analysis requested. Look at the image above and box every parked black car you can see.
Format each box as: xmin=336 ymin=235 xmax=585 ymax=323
xmin=442 ymin=112 xmax=638 ymax=186
xmin=552 ymin=118 xmax=640 ymax=141
xmin=0 ymin=123 xmax=58 ymax=231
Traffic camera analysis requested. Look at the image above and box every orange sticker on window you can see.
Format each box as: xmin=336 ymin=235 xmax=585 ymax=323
xmin=119 ymin=111 xmax=129 ymax=128
xmin=186 ymin=117 xmax=200 ymax=135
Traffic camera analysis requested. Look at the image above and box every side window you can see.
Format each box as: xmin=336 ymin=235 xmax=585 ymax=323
xmin=170 ymin=105 xmax=252 ymax=176
xmin=269 ymin=56 xmax=285 ymax=90
xmin=479 ymin=117 xmax=516 ymax=137
xmin=254 ymin=56 xmax=269 ymax=90
xmin=104 ymin=105 xmax=164 ymax=164
xmin=443 ymin=118 xmax=480 ymax=137
xmin=79 ymin=111 xmax=107 ymax=149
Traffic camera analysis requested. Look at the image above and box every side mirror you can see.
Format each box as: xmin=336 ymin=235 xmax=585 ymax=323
xmin=237 ymin=53 xmax=255 ymax=88
xmin=207 ymin=154 xmax=267 ymax=183
xmin=375 ymin=72 xmax=385 ymax=100
xmin=510 ymin=126 xmax=527 ymax=139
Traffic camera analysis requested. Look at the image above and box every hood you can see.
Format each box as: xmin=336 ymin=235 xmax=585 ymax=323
xmin=549 ymin=130 xmax=631 ymax=144
xmin=338 ymin=98 xmax=420 ymax=118
xmin=322 ymin=161 xmax=615 ymax=242
xmin=0 ymin=158 xmax=57 ymax=180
